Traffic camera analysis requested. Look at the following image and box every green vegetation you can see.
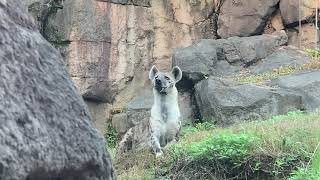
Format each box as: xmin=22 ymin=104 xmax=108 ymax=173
xmin=289 ymin=146 xmax=320 ymax=180
xmin=305 ymin=48 xmax=320 ymax=57
xmin=104 ymin=124 xmax=120 ymax=149
xmin=113 ymin=110 xmax=320 ymax=179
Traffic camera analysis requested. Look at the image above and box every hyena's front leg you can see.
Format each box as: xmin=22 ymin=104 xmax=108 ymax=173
xmin=176 ymin=120 xmax=182 ymax=142
xmin=150 ymin=130 xmax=163 ymax=157
xmin=149 ymin=120 xmax=163 ymax=157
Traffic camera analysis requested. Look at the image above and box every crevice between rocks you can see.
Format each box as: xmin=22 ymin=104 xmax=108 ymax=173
xmin=95 ymin=0 xmax=151 ymax=8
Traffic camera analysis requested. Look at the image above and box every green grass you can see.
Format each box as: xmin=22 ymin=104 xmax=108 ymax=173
xmin=104 ymin=124 xmax=120 ymax=149
xmin=114 ymin=110 xmax=320 ymax=179
xmin=305 ymin=48 xmax=320 ymax=57
xmin=289 ymin=145 xmax=320 ymax=180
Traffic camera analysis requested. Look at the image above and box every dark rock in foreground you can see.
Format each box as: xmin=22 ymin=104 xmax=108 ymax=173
xmin=0 ymin=1 xmax=115 ymax=179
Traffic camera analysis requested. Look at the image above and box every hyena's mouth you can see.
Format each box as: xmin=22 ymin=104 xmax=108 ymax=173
xmin=155 ymin=86 xmax=168 ymax=94
xmin=160 ymin=87 xmax=166 ymax=93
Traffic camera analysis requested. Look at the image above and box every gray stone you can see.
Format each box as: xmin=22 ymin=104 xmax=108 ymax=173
xmin=172 ymin=40 xmax=220 ymax=83
xmin=195 ymin=78 xmax=303 ymax=125
xmin=227 ymin=31 xmax=288 ymax=64
xmin=271 ymin=71 xmax=320 ymax=111
xmin=127 ymin=89 xmax=154 ymax=110
xmin=112 ymin=113 xmax=131 ymax=135
xmin=173 ymin=31 xmax=287 ymax=82
xmin=0 ymin=1 xmax=115 ymax=179
xmin=85 ymin=101 xmax=111 ymax=134
xmin=251 ymin=46 xmax=312 ymax=74
xmin=218 ymin=0 xmax=279 ymax=38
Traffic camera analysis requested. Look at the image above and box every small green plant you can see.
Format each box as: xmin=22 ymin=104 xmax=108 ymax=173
xmin=305 ymin=48 xmax=320 ymax=57
xmin=195 ymin=122 xmax=215 ymax=131
xmin=104 ymin=124 xmax=119 ymax=148
xmin=187 ymin=133 xmax=255 ymax=160
xmin=180 ymin=122 xmax=215 ymax=137
xmin=289 ymin=144 xmax=320 ymax=180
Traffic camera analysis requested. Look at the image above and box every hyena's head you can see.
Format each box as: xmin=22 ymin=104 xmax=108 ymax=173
xmin=149 ymin=65 xmax=182 ymax=95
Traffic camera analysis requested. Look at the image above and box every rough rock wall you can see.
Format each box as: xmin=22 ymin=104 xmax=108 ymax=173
xmin=0 ymin=0 xmax=115 ymax=179
xmin=23 ymin=0 xmax=320 ymax=133
xmin=23 ymin=0 xmax=219 ymax=133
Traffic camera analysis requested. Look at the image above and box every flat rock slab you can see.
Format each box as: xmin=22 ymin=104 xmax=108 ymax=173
xmin=251 ymin=46 xmax=312 ymax=74
xmin=271 ymin=70 xmax=320 ymax=111
xmin=0 ymin=1 xmax=115 ymax=179
xmin=195 ymin=78 xmax=303 ymax=125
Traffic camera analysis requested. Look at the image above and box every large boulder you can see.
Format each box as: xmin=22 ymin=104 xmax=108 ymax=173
xmin=0 ymin=1 xmax=114 ymax=179
xmin=173 ymin=31 xmax=288 ymax=83
xmin=217 ymin=0 xmax=279 ymax=38
xmin=271 ymin=71 xmax=320 ymax=111
xmin=280 ymin=0 xmax=317 ymax=26
xmin=195 ymin=78 xmax=303 ymax=125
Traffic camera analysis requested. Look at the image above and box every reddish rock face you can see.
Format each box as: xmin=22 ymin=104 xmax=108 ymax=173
xmin=23 ymin=0 xmax=218 ymax=132
xmin=25 ymin=0 xmax=216 ymax=103
xmin=22 ymin=0 xmax=320 ymax=133
xmin=217 ymin=0 xmax=280 ymax=38
xmin=280 ymin=0 xmax=320 ymax=26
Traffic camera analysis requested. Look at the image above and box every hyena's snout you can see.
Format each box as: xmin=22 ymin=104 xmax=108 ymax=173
xmin=155 ymin=78 xmax=162 ymax=88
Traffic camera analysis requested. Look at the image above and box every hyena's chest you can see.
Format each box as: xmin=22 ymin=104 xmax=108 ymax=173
xmin=151 ymin=106 xmax=181 ymax=135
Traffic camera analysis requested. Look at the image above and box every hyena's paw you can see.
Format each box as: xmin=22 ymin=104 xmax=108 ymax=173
xmin=155 ymin=150 xmax=163 ymax=158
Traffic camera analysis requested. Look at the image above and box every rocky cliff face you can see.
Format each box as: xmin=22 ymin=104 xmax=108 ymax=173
xmin=23 ymin=0 xmax=319 ymax=133
xmin=0 ymin=0 xmax=115 ymax=179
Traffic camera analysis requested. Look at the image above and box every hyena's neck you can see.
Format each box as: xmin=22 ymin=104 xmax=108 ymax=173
xmin=152 ymin=88 xmax=180 ymax=122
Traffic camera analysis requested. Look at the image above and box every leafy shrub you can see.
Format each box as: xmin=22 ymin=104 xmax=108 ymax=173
xmin=183 ymin=133 xmax=255 ymax=160
xmin=104 ymin=124 xmax=119 ymax=148
xmin=195 ymin=122 xmax=215 ymax=131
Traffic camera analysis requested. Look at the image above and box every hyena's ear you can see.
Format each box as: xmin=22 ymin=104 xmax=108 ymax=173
xmin=149 ymin=65 xmax=159 ymax=80
xmin=171 ymin=66 xmax=182 ymax=82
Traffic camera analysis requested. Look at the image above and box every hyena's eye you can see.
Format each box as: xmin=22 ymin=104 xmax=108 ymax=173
xmin=165 ymin=76 xmax=170 ymax=80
